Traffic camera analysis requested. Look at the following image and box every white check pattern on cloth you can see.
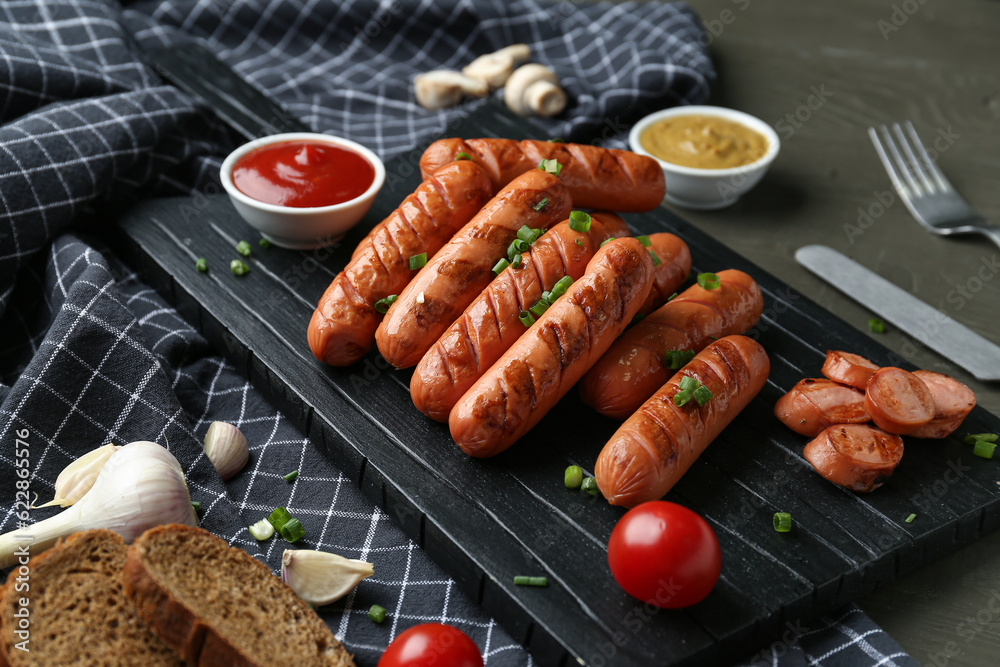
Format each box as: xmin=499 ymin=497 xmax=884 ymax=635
xmin=0 ymin=1 xmax=917 ymax=665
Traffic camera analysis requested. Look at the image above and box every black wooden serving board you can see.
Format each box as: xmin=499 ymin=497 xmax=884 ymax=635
xmin=109 ymin=105 xmax=1000 ymax=666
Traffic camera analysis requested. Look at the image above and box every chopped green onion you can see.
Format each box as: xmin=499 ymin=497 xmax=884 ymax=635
xmin=279 ymin=517 xmax=305 ymax=543
xmin=374 ymin=294 xmax=398 ymax=314
xmin=533 ymin=197 xmax=550 ymax=212
xmin=869 ymin=318 xmax=885 ymax=333
xmin=259 ymin=238 xmax=271 ymax=249
xmin=635 ymin=235 xmax=651 ymax=247
xmin=973 ymin=440 xmax=996 ymax=459
xmin=195 ymin=258 xmax=207 ymax=272
xmin=368 ymin=604 xmax=387 ymax=623
xmin=510 ymin=253 xmax=523 ymax=269
xmin=230 ymin=259 xmax=250 ymax=276
xmin=905 ymin=513 xmax=917 ymax=524
xmin=283 ymin=470 xmax=299 ymax=483
xmin=408 ymin=252 xmax=428 ymax=270
xmin=550 ymin=276 xmax=573 ymax=299
xmin=630 ymin=313 xmax=646 ymax=326
xmin=709 ymin=335 xmax=719 ymax=341
xmin=693 ymin=384 xmax=713 ymax=406
xmin=667 ymin=292 xmax=678 ymax=302
xmin=581 ymin=477 xmax=599 ymax=496
xmin=267 ymin=507 xmax=293 ymax=531
xmin=508 ymin=239 xmax=530 ymax=257
xmin=547 ymin=138 xmax=564 ymax=143
xmin=191 ymin=501 xmax=202 ymax=513
xmin=575 ymin=239 xmax=583 ymax=247
xmin=679 ymin=376 xmax=700 ymax=392
xmin=673 ymin=389 xmax=693 ymax=407
xmin=416 ymin=291 xmax=425 ymax=304
xmin=568 ymin=211 xmax=592 ymax=233
xmin=492 ymin=258 xmax=510 ymax=275
xmin=513 ymin=576 xmax=549 ymax=587
xmin=600 ymin=238 xmax=613 ymax=248
xmin=964 ymin=433 xmax=998 ymax=445
xmin=237 ymin=240 xmax=252 ymax=257
xmin=649 ymin=250 xmax=662 ymax=267
xmin=249 ymin=519 xmax=274 ymax=541
xmin=664 ymin=349 xmax=695 ymax=370
xmin=564 ymin=465 xmax=583 ymax=489
xmin=518 ymin=225 xmax=536 ymax=242
xmin=529 ymin=299 xmax=550 ymax=318
xmin=773 ymin=512 xmax=792 ymax=533
xmin=697 ymin=272 xmax=721 ymax=290
xmin=538 ymin=159 xmax=563 ymax=175
xmin=540 ymin=290 xmax=553 ymax=303
xmin=519 ymin=310 xmax=535 ymax=327
xmin=455 ymin=151 xmax=472 ymax=161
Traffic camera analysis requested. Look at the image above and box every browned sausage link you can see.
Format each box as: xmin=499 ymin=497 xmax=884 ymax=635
xmin=419 ymin=138 xmax=666 ymax=212
xmin=307 ymin=161 xmax=493 ymax=366
xmin=411 ymin=213 xmax=631 ymax=422
xmin=375 ymin=169 xmax=572 ymax=369
xmin=595 ymin=335 xmax=770 ymax=507
xmin=636 ymin=233 xmax=692 ymax=316
xmin=449 ymin=238 xmax=655 ymax=458
xmin=580 ymin=269 xmax=764 ymax=420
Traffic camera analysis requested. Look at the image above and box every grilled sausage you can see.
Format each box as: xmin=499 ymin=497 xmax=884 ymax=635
xmin=864 ymin=367 xmax=935 ymax=435
xmin=774 ymin=378 xmax=870 ymax=437
xmin=636 ymin=233 xmax=692 ymax=316
xmin=803 ymin=424 xmax=904 ymax=492
xmin=419 ymin=138 xmax=665 ymax=212
xmin=410 ymin=213 xmax=632 ymax=421
xmin=307 ymin=161 xmax=493 ymax=366
xmin=595 ymin=335 xmax=770 ymax=507
xmin=449 ymin=238 xmax=655 ymax=457
xmin=375 ymin=169 xmax=572 ymax=369
xmin=907 ymin=370 xmax=976 ymax=439
xmin=821 ymin=350 xmax=880 ymax=389
xmin=580 ymin=269 xmax=763 ymax=420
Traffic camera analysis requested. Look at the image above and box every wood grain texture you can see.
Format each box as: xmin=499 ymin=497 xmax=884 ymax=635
xmin=604 ymin=0 xmax=1000 ymax=663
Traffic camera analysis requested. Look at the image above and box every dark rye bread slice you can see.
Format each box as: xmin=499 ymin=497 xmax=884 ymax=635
xmin=124 ymin=524 xmax=354 ymax=667
xmin=0 ymin=529 xmax=183 ymax=667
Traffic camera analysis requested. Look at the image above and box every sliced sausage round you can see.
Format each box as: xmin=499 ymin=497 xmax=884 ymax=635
xmin=864 ymin=367 xmax=935 ymax=435
xmin=821 ymin=350 xmax=879 ymax=389
xmin=774 ymin=378 xmax=869 ymax=437
xmin=803 ymin=424 xmax=904 ymax=492
xmin=907 ymin=370 xmax=977 ymax=439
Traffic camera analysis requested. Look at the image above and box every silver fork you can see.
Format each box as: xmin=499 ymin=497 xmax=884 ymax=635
xmin=868 ymin=122 xmax=1000 ymax=249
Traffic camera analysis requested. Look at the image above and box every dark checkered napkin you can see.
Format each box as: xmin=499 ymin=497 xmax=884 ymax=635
xmin=0 ymin=1 xmax=916 ymax=665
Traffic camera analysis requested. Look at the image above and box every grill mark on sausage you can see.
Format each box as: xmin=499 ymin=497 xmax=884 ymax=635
xmin=565 ymin=143 xmax=597 ymax=186
xmin=426 ymin=171 xmax=452 ymax=215
xmin=610 ymin=150 xmax=637 ymax=190
xmin=459 ymin=309 xmax=482 ymax=372
xmin=395 ymin=205 xmax=422 ymax=244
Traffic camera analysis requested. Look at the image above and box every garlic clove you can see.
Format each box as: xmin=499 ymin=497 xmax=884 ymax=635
xmin=462 ymin=43 xmax=532 ymax=90
xmin=37 ymin=443 xmax=119 ymax=508
xmin=203 ymin=421 xmax=249 ymax=481
xmin=281 ymin=549 xmax=374 ymax=606
xmin=504 ymin=64 xmax=567 ymax=117
xmin=414 ymin=70 xmax=489 ymax=110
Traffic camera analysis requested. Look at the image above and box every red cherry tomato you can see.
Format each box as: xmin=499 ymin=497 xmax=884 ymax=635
xmin=378 ymin=623 xmax=483 ymax=667
xmin=607 ymin=501 xmax=721 ymax=608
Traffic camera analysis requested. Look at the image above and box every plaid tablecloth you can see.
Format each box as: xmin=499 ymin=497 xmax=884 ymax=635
xmin=0 ymin=1 xmax=918 ymax=665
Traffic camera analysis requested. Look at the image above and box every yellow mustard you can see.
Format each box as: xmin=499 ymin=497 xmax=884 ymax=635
xmin=640 ymin=115 xmax=768 ymax=169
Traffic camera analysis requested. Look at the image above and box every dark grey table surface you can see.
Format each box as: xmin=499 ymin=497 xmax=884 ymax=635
xmin=604 ymin=0 xmax=1000 ymax=664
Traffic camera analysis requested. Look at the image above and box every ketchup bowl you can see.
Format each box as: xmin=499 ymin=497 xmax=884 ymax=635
xmin=220 ymin=132 xmax=385 ymax=249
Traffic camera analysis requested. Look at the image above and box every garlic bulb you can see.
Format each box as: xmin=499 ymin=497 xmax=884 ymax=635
xmin=37 ymin=443 xmax=120 ymax=508
xmin=0 ymin=441 xmax=197 ymax=568
xmin=281 ymin=549 xmax=374 ymax=606
xmin=203 ymin=421 xmax=249 ymax=481
xmin=504 ymin=64 xmax=567 ymax=117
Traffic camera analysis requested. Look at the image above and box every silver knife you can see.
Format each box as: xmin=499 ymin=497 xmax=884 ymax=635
xmin=795 ymin=245 xmax=1000 ymax=381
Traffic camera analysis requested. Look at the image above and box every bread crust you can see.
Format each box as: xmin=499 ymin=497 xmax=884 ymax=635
xmin=123 ymin=524 xmax=354 ymax=667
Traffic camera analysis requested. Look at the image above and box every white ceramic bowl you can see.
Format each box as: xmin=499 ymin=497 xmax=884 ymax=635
xmin=629 ymin=105 xmax=780 ymax=210
xmin=220 ymin=132 xmax=385 ymax=249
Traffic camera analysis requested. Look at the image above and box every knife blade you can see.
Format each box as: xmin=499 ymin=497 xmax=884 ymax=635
xmin=795 ymin=245 xmax=1000 ymax=381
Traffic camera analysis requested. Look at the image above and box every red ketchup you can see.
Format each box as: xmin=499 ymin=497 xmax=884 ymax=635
xmin=232 ymin=140 xmax=375 ymax=208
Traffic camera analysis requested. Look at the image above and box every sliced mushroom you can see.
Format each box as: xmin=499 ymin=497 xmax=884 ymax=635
xmin=461 ymin=44 xmax=532 ymax=90
xmin=414 ymin=70 xmax=489 ymax=110
xmin=504 ymin=64 xmax=566 ymax=117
